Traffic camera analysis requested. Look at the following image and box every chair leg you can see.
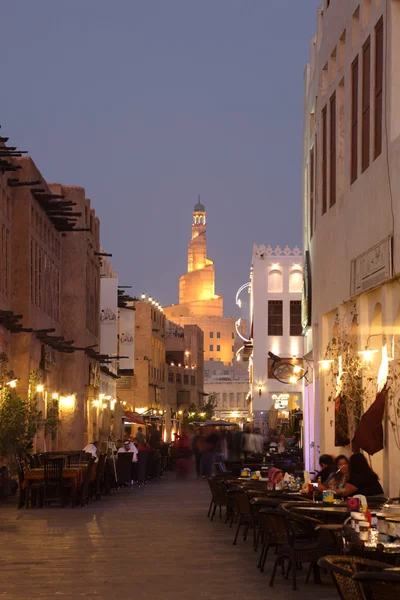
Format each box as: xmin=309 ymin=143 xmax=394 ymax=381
xmin=253 ymin=525 xmax=258 ymax=551
xmin=260 ymin=543 xmax=271 ymax=573
xmin=225 ymin=507 xmax=230 ymax=524
xmin=243 ymin=523 xmax=249 ymax=541
xmin=305 ymin=563 xmax=312 ymax=584
xmin=285 ymin=560 xmax=291 ymax=580
xmin=291 ymin=553 xmax=297 ymax=591
xmin=233 ymin=519 xmax=242 ymax=545
xmin=269 ymin=555 xmax=280 ymax=587
xmin=229 ymin=509 xmax=236 ymax=528
xmin=312 ymin=563 xmax=322 ymax=584
xmin=207 ymin=498 xmax=213 ymax=518
xmin=211 ymin=504 xmax=217 ymax=522
xmin=255 ymin=529 xmax=261 ymax=554
xmin=219 ymin=505 xmax=222 ymax=519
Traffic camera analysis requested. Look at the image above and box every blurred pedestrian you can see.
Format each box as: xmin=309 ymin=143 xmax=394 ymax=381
xmin=192 ymin=427 xmax=204 ymax=477
xmin=175 ymin=432 xmax=192 ymax=478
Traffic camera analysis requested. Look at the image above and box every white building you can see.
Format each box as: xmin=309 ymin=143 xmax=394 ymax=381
xmin=204 ymin=360 xmax=250 ymax=424
xmin=303 ymin=0 xmax=400 ymax=495
xmin=247 ymin=245 xmax=304 ymax=436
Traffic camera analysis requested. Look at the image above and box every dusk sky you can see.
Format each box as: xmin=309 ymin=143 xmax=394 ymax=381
xmin=2 ymin=1 xmax=320 ymax=316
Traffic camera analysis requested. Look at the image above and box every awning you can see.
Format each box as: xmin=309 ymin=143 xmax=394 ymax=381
xmin=123 ymin=411 xmax=145 ymax=425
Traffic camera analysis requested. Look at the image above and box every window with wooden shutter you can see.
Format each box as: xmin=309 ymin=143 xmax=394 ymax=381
xmin=362 ymin=37 xmax=371 ymax=172
xmin=290 ymin=301 xmax=302 ymax=336
xmin=322 ymin=105 xmax=327 ymax=214
xmin=268 ymin=300 xmax=283 ymax=336
xmin=310 ymin=146 xmax=314 ymax=237
xmin=330 ymin=92 xmax=336 ymax=207
xmin=351 ymin=56 xmax=359 ymax=184
xmin=374 ymin=17 xmax=383 ymax=159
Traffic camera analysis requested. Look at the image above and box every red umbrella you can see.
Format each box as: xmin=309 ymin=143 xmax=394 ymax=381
xmin=352 ymin=386 xmax=387 ymax=455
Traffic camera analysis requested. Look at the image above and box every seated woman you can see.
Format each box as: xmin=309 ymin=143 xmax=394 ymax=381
xmin=338 ymin=453 xmax=384 ymax=497
xmin=314 ymin=454 xmax=335 ymax=483
xmin=319 ymin=454 xmax=349 ymax=490
xmin=268 ymin=467 xmax=284 ymax=488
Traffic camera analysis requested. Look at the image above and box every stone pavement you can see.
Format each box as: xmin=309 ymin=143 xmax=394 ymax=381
xmin=0 ymin=473 xmax=338 ymax=600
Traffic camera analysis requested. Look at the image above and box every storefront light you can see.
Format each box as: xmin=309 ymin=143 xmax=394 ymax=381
xmin=93 ymin=400 xmax=99 ymax=407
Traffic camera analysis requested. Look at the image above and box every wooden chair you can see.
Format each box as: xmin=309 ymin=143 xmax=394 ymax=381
xmin=117 ymin=452 xmax=133 ymax=487
xmin=79 ymin=458 xmax=95 ymax=507
xmin=90 ymin=453 xmax=106 ymax=500
xmin=43 ymin=457 xmax=64 ymax=507
xmin=137 ymin=450 xmax=149 ymax=487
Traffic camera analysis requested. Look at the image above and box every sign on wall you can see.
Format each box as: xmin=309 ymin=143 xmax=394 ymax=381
xmin=100 ymin=278 xmax=118 ymax=358
xmin=350 ymin=236 xmax=392 ymax=297
xmin=119 ymin=306 xmax=135 ymax=372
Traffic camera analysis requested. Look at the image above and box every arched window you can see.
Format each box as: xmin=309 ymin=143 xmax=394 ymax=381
xmin=289 ymin=266 xmax=303 ymax=293
xmin=268 ymin=268 xmax=283 ymax=293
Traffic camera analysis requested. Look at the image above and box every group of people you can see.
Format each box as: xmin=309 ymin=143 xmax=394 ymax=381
xmin=83 ymin=425 xmax=163 ymax=463
xmin=316 ymin=452 xmax=384 ymax=497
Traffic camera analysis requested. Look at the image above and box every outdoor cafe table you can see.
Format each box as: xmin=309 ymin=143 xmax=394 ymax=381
xmin=289 ymin=503 xmax=350 ymax=523
xmin=24 ymin=464 xmax=92 ymax=507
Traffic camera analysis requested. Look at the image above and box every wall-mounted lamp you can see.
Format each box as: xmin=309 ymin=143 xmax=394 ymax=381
xmin=258 ymin=383 xmax=263 ymax=396
xmin=6 ymin=379 xmax=18 ymax=388
xmin=358 ymin=347 xmax=379 ymax=361
xmin=318 ymin=359 xmax=334 ymax=371
xmin=36 ymin=384 xmax=44 ymax=393
xmin=60 ymin=395 xmax=75 ymax=409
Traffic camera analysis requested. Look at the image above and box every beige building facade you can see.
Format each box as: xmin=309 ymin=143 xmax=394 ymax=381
xmin=0 ymin=133 xmax=104 ymax=451
xmin=165 ymin=321 xmax=204 ymax=412
xmin=117 ymin=299 xmax=166 ymax=412
xmin=303 ymin=0 xmax=400 ymax=495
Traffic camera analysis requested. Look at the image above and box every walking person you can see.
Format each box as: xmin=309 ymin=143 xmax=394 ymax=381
xmin=192 ymin=427 xmax=204 ymax=477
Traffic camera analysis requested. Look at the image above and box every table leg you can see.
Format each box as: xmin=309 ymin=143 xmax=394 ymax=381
xmin=71 ymin=483 xmax=77 ymax=508
xmin=25 ymin=481 xmax=30 ymax=509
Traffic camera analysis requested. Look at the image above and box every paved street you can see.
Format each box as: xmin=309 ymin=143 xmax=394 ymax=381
xmin=0 ymin=473 xmax=337 ymax=600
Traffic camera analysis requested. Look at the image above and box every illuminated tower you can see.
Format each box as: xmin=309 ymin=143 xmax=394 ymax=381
xmin=164 ymin=197 xmax=245 ymax=364
xmin=177 ymin=197 xmax=223 ymax=316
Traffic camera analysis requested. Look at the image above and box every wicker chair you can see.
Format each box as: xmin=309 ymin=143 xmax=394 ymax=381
xmin=255 ymin=506 xmax=281 ymax=571
xmin=354 ymin=570 xmax=400 ymax=600
xmin=207 ymin=478 xmax=229 ymax=521
xmin=232 ymin=491 xmax=257 ymax=547
xmin=264 ymin=511 xmax=335 ymax=590
xmin=318 ymin=555 xmax=390 ymax=600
